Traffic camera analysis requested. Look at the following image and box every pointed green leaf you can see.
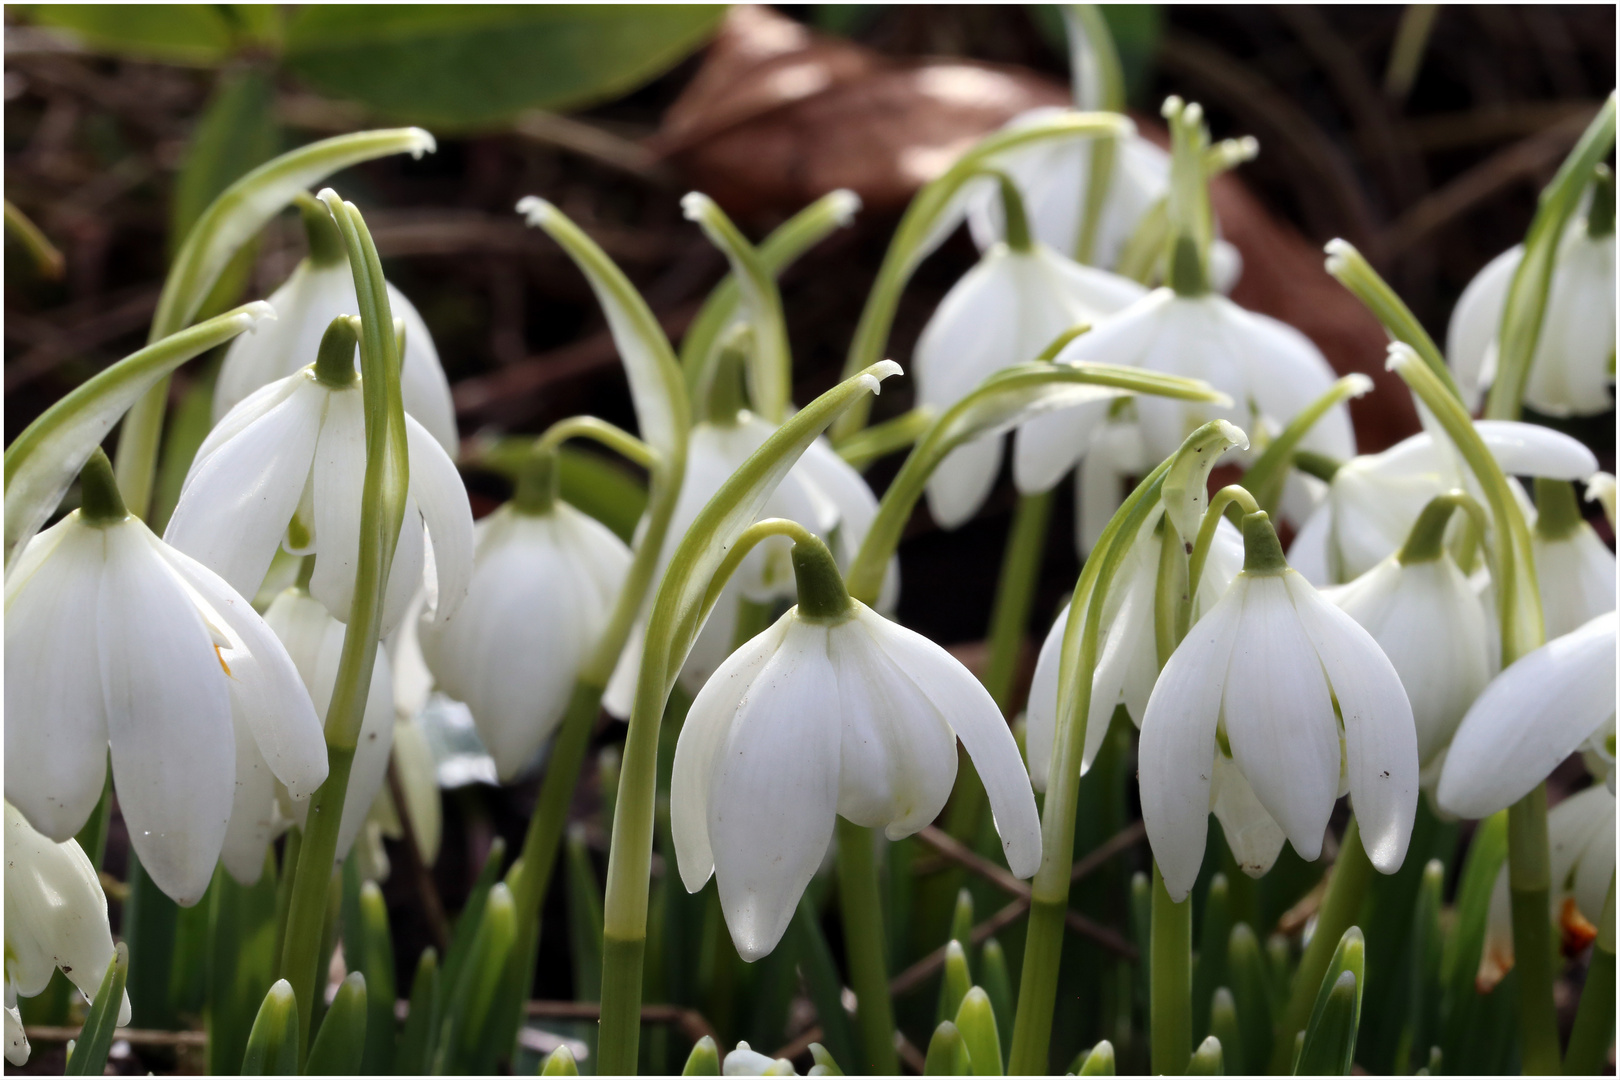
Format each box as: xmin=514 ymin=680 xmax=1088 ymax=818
xmin=396 ymin=948 xmax=440 ymax=1075
xmin=792 ymin=896 xmax=860 ymax=1074
xmin=938 ymin=940 xmax=972 ymax=1027
xmin=1188 ymin=1034 xmax=1224 ymax=1074
xmin=978 ymin=938 xmax=1014 ymax=1061
xmin=305 ymin=971 xmax=367 ymax=1075
xmin=955 ymin=987 xmax=1003 ymax=1076
xmin=566 ymin=824 xmax=605 ymax=1002
xmin=240 ymin=979 xmax=300 ymax=1075
xmin=683 ymin=1034 xmax=721 ymax=1075
xmin=62 ymin=942 xmax=128 ymax=1076
xmin=1209 ymin=987 xmax=1243 ymax=1076
xmin=542 ymin=1043 xmax=582 ymax=1075
xmin=924 ymin=1020 xmax=973 ymax=1075
xmin=356 ymin=882 xmax=396 ymax=1073
xmin=808 ymin=1042 xmax=845 ymax=1076
xmin=1192 ymin=874 xmax=1231 ymax=1039
xmin=205 ymin=856 xmax=279 ymax=1076
xmin=1076 ymin=1039 xmax=1116 ymax=1075
xmin=440 ymin=837 xmax=506 ymax=1010
xmin=1228 ymin=924 xmax=1273 ymax=1077
xmin=1295 ymin=928 xmax=1365 ymax=1075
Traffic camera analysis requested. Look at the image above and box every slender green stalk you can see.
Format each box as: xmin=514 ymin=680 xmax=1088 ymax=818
xmin=3 ymin=198 xmax=64 ymax=279
xmin=1271 ymin=817 xmax=1376 ymax=1073
xmin=1508 ymin=784 xmax=1562 ymax=1075
xmin=1240 ymin=374 xmax=1374 ymax=514
xmin=1150 ymin=865 xmax=1193 ymax=1075
xmin=1186 ymin=485 xmax=1260 ymax=604
xmin=984 ymin=490 xmax=1054 ymax=711
xmin=1564 ymin=874 xmax=1616 ymax=1075
xmin=834 ymin=407 xmax=934 ymax=470
xmin=535 ymin=415 xmax=658 ymax=471
xmin=1325 ymin=241 xmax=1462 ymax=401
xmin=1061 ymin=6 xmax=1124 ymax=264
xmin=837 ymin=817 xmax=901 ymax=1075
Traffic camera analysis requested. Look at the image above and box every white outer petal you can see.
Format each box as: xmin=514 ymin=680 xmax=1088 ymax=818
xmin=859 ymin=606 xmax=1042 ymax=877
xmin=1139 ymin=578 xmax=1245 ymax=902
xmin=4 ymin=518 xmax=110 ymax=840
xmin=307 ymin=385 xmax=368 ymax=623
xmin=1533 ymin=524 xmax=1616 ymax=640
xmin=1475 ymin=420 xmax=1600 ymax=481
xmin=406 ymin=414 xmax=474 ymax=623
xmin=925 ymin=435 xmax=1003 ymax=531
xmin=1210 ymin=753 xmax=1288 ymax=879
xmin=1446 ymin=245 xmax=1518 ymax=411
xmin=1438 ymin=611 xmax=1618 ymax=818
xmin=391 ymin=281 xmax=461 ymax=454
xmin=1286 ymin=574 xmax=1419 ymax=874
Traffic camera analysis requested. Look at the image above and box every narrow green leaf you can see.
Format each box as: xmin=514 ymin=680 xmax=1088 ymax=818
xmin=121 ymin=850 xmax=180 ymax=1031
xmin=1188 ymin=1034 xmax=1224 ymax=1074
xmin=542 ymin=1044 xmax=582 ymax=1075
xmin=305 ymin=971 xmax=367 ymax=1075
xmin=396 ymin=948 xmax=440 ymax=1075
xmin=358 ymin=882 xmax=397 ymax=1073
xmin=808 ymin=1042 xmax=845 ymax=1076
xmin=1439 ymin=810 xmax=1509 ymax=1070
xmin=924 ymin=1020 xmax=973 ymax=1075
xmin=1076 ymin=1038 xmax=1116 ymax=1075
xmin=954 ymin=987 xmax=1003 ymax=1077
xmin=1295 ymin=928 xmax=1365 ymax=1075
xmin=440 ymin=836 xmax=507 ymax=1010
xmin=682 ymin=1034 xmax=721 ymax=1075
xmin=566 ymin=824 xmax=606 ymax=1002
xmin=949 ymin=888 xmax=976 ymax=949
xmin=205 ymin=856 xmax=279 ymax=1075
xmin=1227 ymin=924 xmax=1273 ymax=1077
xmin=978 ymin=938 xmax=1014 ymax=1063
xmin=792 ymin=895 xmax=861 ymax=1074
xmin=938 ymin=940 xmax=972 ymax=1026
xmin=1192 ymin=874 xmax=1231 ymax=1039
xmin=450 ymin=883 xmax=519 ymax=1069
xmin=25 ymin=4 xmax=236 ymax=64
xmin=240 ymin=979 xmax=300 ymax=1075
xmin=62 ymin=942 xmax=128 ymax=1076
xmin=1209 ymin=987 xmax=1243 ymax=1076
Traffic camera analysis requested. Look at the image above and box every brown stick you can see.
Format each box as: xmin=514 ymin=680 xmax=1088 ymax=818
xmin=24 ymin=1025 xmax=206 ymax=1048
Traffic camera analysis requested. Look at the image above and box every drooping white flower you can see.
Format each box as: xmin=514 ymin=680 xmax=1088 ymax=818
xmin=1324 ymin=545 xmax=1493 ymax=771
xmin=5 ymin=801 xmax=130 ymax=1065
xmin=1288 ymin=421 xmax=1600 ymax=585
xmin=1026 ymin=512 xmax=1243 ymax=788
xmin=418 ymin=498 xmax=630 ymax=781
xmin=1438 ymin=611 xmax=1617 ymax=819
xmin=1017 ymin=289 xmax=1353 ymax=502
xmin=1139 ymin=512 xmax=1418 ymax=901
xmin=215 ymin=255 xmax=459 ymax=454
xmin=1477 ymin=783 xmax=1615 ymax=991
xmin=671 ymin=540 xmax=1040 ymax=960
xmin=165 ymin=358 xmax=474 ymax=639
xmin=1447 ymin=216 xmax=1616 ymax=416
xmin=4 ymin=456 xmax=325 ymax=905
xmin=1530 ymin=480 xmax=1617 ymax=639
xmin=914 ymin=240 xmax=1145 ymax=528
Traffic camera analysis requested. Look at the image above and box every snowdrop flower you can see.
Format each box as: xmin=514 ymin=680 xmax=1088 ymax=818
xmin=1026 ymin=512 xmax=1243 ymax=787
xmin=4 ymin=451 xmax=325 ymax=904
xmin=418 ymin=467 xmax=631 ymax=781
xmin=1323 ymin=498 xmax=1493 ymax=770
xmin=1140 ymin=511 xmax=1418 ymax=901
xmin=215 ymin=199 xmax=458 ymax=453
xmin=5 ymin=802 xmax=130 ymax=1065
xmin=1530 ymin=479 xmax=1616 ymax=639
xmin=1477 ymin=783 xmax=1615 ymax=991
xmin=915 ymin=187 xmax=1146 ymax=528
xmin=672 ymin=535 xmax=1040 ymax=960
xmin=1447 ymin=201 xmax=1616 ymax=416
xmin=1289 ymin=421 xmax=1600 ymax=585
xmin=1438 ymin=611 xmax=1617 ymax=819
xmin=165 ymin=317 xmax=473 ymax=639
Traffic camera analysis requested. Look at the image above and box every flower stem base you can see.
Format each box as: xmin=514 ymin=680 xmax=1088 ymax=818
xmin=836 ymin=817 xmax=899 ymax=1075
xmin=1150 ymin=862 xmax=1193 ymax=1076
xmin=1508 ymin=785 xmax=1562 ymax=1075
xmin=1007 ymin=896 xmax=1067 ymax=1074
xmin=599 ymin=933 xmax=646 ymax=1074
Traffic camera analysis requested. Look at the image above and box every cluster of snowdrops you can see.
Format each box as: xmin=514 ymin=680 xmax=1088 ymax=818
xmin=4 ymin=14 xmax=1617 ymax=1077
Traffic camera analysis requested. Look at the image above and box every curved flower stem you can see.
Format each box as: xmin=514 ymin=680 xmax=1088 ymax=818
xmin=1563 ymin=873 xmax=1616 ymax=1075
xmin=1271 ymin=816 xmax=1375 ymax=1073
xmin=1397 ymin=490 xmax=1491 ymax=565
xmin=1062 ymin=6 xmax=1123 ymax=264
xmin=836 ymin=817 xmax=901 ymax=1076
xmin=277 ymin=192 xmax=409 ymax=1062
xmin=1325 ymin=240 xmax=1462 ymax=401
xmin=1186 ymin=485 xmax=1260 ymax=603
xmin=1150 ymin=864 xmax=1193 ymax=1075
xmin=1241 ymin=373 xmax=1374 ymax=514
xmin=534 ymin=415 xmax=658 ymax=471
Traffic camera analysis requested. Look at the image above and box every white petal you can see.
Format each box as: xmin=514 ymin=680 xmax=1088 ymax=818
xmin=219 ymin=702 xmax=280 ymax=886
xmin=307 ymin=386 xmax=368 ymax=623
xmin=1013 ymin=399 xmax=1108 ymax=496
xmin=1024 ymin=603 xmax=1067 ymax=792
xmin=827 ymin=615 xmax=959 ymax=839
xmin=1447 ymin=246 xmax=1518 ymax=411
xmin=926 ymin=435 xmax=1003 ymax=531
xmin=98 ymin=522 xmax=235 ymax=906
xmin=708 ymin=618 xmax=842 ymax=961
xmin=1439 ymin=612 xmax=1618 ymax=818
xmin=1239 ymin=310 xmax=1353 ymax=459
xmin=1534 ymin=525 xmax=1617 ymax=640
xmin=671 ymin=614 xmax=792 ymax=894
xmin=1286 ymin=574 xmax=1418 ymax=873
xmin=1139 ymin=580 xmax=1245 ymax=902
xmin=1210 ymin=752 xmax=1287 ymax=878
xmin=378 ymin=496 xmax=426 ymax=639
xmin=6 ymin=1003 xmax=28 ymax=1066
xmin=1221 ymin=576 xmax=1340 ymax=864
xmin=1073 ymin=421 xmax=1147 ymax=558
xmin=202 ymin=367 xmax=309 ymax=467
xmin=164 ymin=376 xmax=325 ymax=601
xmin=1549 ymin=784 xmax=1616 ymax=924
xmin=1475 ymin=420 xmax=1600 ymax=481
xmin=860 ymin=607 xmax=1042 ymax=878
xmin=152 ymin=539 xmax=326 ymax=799
xmin=1288 ymin=503 xmax=1335 ymax=586
xmin=4 ymin=519 xmax=110 ymax=840
xmin=406 ymin=415 xmax=474 ymax=622
xmin=391 ymin=282 xmax=461 ymax=455
xmin=212 ymin=264 xmax=324 ymax=421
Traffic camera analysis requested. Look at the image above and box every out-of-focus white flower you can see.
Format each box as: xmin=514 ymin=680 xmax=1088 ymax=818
xmin=4 ymin=801 xmax=131 ymax=1065
xmin=1026 ymin=513 xmax=1242 ymax=787
xmin=215 ymin=256 xmax=459 ymax=454
xmin=1477 ymin=783 xmax=1615 ymax=991
xmin=1289 ymin=421 xmax=1600 ymax=585
xmin=914 ymin=240 xmax=1145 ymax=528
xmin=419 ymin=500 xmax=629 ymax=781
xmin=1140 ymin=512 xmax=1417 ymax=901
xmin=723 ymin=1040 xmax=797 ymax=1076
xmin=166 ymin=360 xmax=473 ymax=638
xmin=1017 ymin=290 xmax=1352 ymax=506
xmin=1439 ymin=611 xmax=1617 ymax=819
xmin=214 ymin=588 xmax=395 ymax=884
xmin=1447 ymin=218 xmax=1616 ymax=417
xmin=1586 ymin=471 xmax=1616 ymax=528
xmin=4 ymin=455 xmax=325 ymax=905
xmin=672 ymin=540 xmax=1040 ymax=960
xmin=1530 ymin=480 xmax=1617 ymax=639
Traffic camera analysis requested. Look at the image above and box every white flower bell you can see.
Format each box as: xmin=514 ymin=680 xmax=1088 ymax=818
xmin=1530 ymin=478 xmax=1617 ymax=639
xmin=1438 ymin=611 xmax=1618 ymax=819
xmin=671 ymin=535 xmax=1040 ymax=960
xmin=916 ymin=178 xmax=1146 ymax=529
xmin=1447 ymin=191 xmax=1616 ymax=417
xmin=1288 ymin=421 xmax=1600 ymax=585
xmin=215 ymin=198 xmax=459 ymax=453
xmin=1139 ymin=511 xmax=1418 ymax=901
xmin=4 ymin=802 xmax=130 ymax=1065
xmin=1026 ymin=512 xmax=1243 ymax=788
xmin=418 ymin=453 xmax=631 ymax=781
xmin=4 ymin=451 xmax=325 ymax=905
xmin=1477 ymin=783 xmax=1615 ymax=991
xmin=1323 ymin=496 xmax=1494 ymax=770
xmin=165 ymin=317 xmax=474 ymax=639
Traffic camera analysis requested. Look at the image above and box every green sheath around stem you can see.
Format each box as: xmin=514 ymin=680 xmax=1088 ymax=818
xmin=1150 ymin=864 xmax=1193 ymax=1075
xmin=837 ymin=817 xmax=900 ymax=1075
xmin=1508 ymin=784 xmax=1562 ymax=1075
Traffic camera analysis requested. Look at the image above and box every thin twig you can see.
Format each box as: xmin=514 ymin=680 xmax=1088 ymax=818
xmin=889 ymin=897 xmax=1034 ymax=996
xmin=523 ymin=999 xmax=718 ymax=1050
xmin=1071 ymin=820 xmax=1148 ymax=881
xmin=385 ymin=755 xmax=451 ymax=954
xmin=24 ymin=1025 xmax=206 ymax=1048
